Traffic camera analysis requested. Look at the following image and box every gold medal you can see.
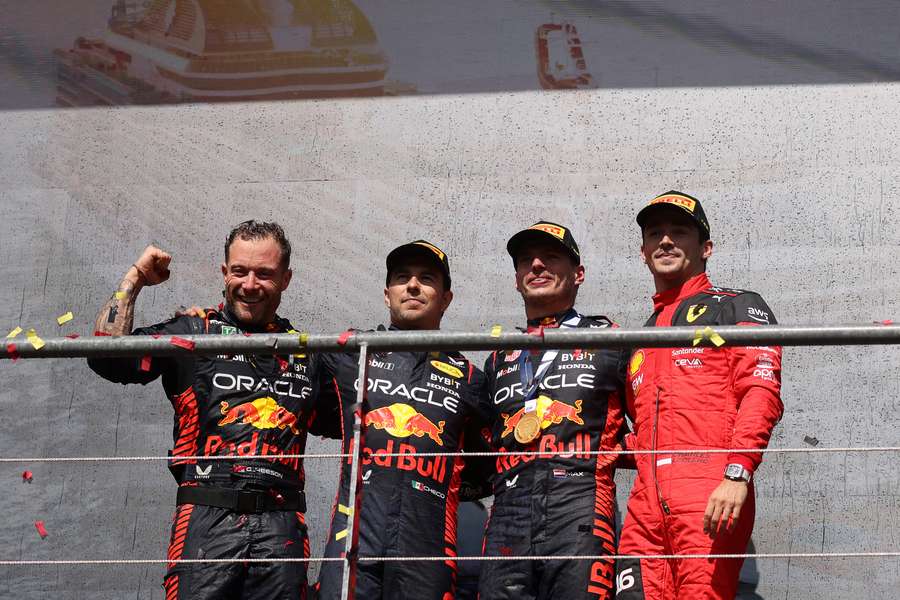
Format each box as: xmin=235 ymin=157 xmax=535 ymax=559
xmin=514 ymin=411 xmax=542 ymax=444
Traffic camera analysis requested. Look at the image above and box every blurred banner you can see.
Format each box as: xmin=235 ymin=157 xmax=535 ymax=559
xmin=3 ymin=0 xmax=900 ymax=109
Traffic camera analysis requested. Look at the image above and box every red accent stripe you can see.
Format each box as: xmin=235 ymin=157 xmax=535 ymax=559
xmin=167 ymin=503 xmax=194 ymax=570
xmin=170 ymin=388 xmax=199 ymax=465
xmin=164 ymin=575 xmax=179 ymax=600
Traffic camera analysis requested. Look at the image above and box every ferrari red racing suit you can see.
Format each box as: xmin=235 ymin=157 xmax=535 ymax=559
xmin=617 ymin=273 xmax=783 ymax=600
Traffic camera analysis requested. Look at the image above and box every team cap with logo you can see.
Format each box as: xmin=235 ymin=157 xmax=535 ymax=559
xmin=386 ymin=240 xmax=452 ymax=289
xmin=506 ymin=221 xmax=581 ymax=266
xmin=636 ymin=190 xmax=710 ymax=239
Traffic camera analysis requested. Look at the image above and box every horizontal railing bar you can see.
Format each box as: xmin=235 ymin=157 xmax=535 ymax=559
xmin=2 ymin=323 xmax=900 ymax=359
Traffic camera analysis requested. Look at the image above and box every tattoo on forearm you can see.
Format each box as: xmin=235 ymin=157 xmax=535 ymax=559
xmin=94 ymin=279 xmax=138 ymax=336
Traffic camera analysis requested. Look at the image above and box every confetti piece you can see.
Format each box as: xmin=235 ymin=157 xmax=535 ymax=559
xmin=876 ymin=319 xmax=894 ymax=325
xmin=65 ymin=333 xmax=80 ymax=339
xmin=6 ymin=327 xmax=22 ymax=339
xmin=93 ymin=331 xmax=111 ymax=336
xmin=140 ymin=356 xmax=152 ymax=372
xmin=803 ymin=435 xmax=820 ymax=447
xmin=298 ymin=332 xmax=309 ymax=346
xmin=337 ymin=331 xmax=353 ymax=346
xmin=490 ymin=325 xmax=502 ymax=337
xmin=334 ymin=529 xmax=348 ymax=541
xmin=114 ymin=291 xmax=126 ymax=300
xmin=21 ymin=471 xmax=33 ymax=483
xmin=151 ymin=334 xmax=162 ymax=339
xmin=26 ymin=329 xmax=45 ymax=350
xmin=338 ymin=504 xmax=353 ymax=516
xmin=170 ymin=336 xmax=196 ymax=351
xmin=5 ymin=343 xmax=19 ymax=362
xmin=34 ymin=521 xmax=48 ymax=539
xmin=197 ymin=309 xmax=206 ymax=319
xmin=56 ymin=312 xmax=74 ymax=325
xmin=692 ymin=326 xmax=725 ymax=347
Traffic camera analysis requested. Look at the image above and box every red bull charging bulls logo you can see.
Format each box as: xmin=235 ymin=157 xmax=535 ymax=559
xmin=501 ymin=395 xmax=584 ymax=438
xmin=365 ymin=403 xmax=445 ymax=445
xmin=218 ymin=397 xmax=300 ymax=434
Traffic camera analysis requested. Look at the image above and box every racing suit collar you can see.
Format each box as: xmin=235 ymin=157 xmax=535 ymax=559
xmin=652 ymin=272 xmax=711 ymax=312
xmin=526 ymin=307 xmax=579 ymax=332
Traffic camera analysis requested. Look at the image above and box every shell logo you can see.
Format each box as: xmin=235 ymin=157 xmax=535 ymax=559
xmin=431 ymin=360 xmax=463 ymax=379
xmin=629 ymin=350 xmax=645 ymax=377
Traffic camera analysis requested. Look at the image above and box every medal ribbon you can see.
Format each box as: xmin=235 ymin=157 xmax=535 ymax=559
xmin=518 ymin=310 xmax=581 ymax=407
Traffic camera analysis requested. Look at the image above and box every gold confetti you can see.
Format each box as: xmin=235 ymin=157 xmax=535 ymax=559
xmin=490 ymin=325 xmax=502 ymax=337
xmin=6 ymin=326 xmax=22 ymax=339
xmin=26 ymin=329 xmax=45 ymax=350
xmin=114 ymin=291 xmax=126 ymax=300
xmin=56 ymin=312 xmax=74 ymax=325
xmin=692 ymin=326 xmax=725 ymax=347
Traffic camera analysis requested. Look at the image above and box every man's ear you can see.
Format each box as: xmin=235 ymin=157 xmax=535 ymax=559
xmin=573 ymin=265 xmax=585 ymax=287
xmin=702 ymin=239 xmax=714 ymax=260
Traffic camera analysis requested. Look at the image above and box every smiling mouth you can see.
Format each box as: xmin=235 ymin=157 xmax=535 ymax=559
xmin=237 ymin=297 xmax=263 ymax=305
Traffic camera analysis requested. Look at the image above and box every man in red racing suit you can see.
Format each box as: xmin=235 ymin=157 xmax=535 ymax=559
xmin=617 ymin=192 xmax=783 ymax=600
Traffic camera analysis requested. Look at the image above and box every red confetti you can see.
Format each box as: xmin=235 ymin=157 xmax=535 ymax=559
xmin=243 ymin=333 xmax=252 ymax=337
xmin=65 ymin=333 xmax=80 ymax=339
xmin=6 ymin=343 xmax=19 ymax=362
xmin=876 ymin=319 xmax=894 ymax=325
xmin=34 ymin=521 xmax=48 ymax=539
xmin=170 ymin=336 xmax=196 ymax=351
xmin=284 ymin=540 xmax=295 ymax=548
xmin=151 ymin=334 xmax=162 ymax=339
xmin=140 ymin=356 xmax=152 ymax=372
xmin=573 ymin=349 xmax=583 ymax=360
xmin=93 ymin=331 xmax=111 ymax=337
xmin=21 ymin=471 xmax=33 ymax=483
xmin=337 ymin=330 xmax=354 ymax=346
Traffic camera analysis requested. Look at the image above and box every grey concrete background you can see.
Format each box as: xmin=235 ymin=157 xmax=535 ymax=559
xmin=1 ymin=60 xmax=900 ymax=600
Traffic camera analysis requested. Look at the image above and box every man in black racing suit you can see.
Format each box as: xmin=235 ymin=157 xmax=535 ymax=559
xmin=479 ymin=222 xmax=628 ymax=600
xmin=87 ymin=222 xmax=333 ymax=600
xmin=315 ymin=240 xmax=488 ymax=600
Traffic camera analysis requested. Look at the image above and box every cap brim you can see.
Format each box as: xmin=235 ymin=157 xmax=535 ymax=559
xmin=506 ymin=229 xmax=578 ymax=263
xmin=386 ymin=244 xmax=451 ymax=286
xmin=636 ymin=202 xmax=705 ymax=231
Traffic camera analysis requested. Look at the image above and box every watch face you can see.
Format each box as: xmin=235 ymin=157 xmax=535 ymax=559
xmin=725 ymin=464 xmax=745 ymax=479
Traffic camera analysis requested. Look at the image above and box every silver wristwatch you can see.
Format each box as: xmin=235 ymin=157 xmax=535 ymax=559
xmin=724 ymin=463 xmax=752 ymax=482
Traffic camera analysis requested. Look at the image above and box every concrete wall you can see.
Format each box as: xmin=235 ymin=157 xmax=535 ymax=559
xmin=1 ymin=83 xmax=898 ymax=599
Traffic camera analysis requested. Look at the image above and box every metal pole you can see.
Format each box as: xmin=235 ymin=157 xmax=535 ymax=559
xmin=339 ymin=343 xmax=368 ymax=600
xmin=6 ymin=324 xmax=900 ymax=359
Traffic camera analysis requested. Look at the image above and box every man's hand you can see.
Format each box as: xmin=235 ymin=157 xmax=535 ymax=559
xmin=131 ymin=245 xmax=172 ymax=287
xmin=175 ymin=305 xmax=207 ymax=318
xmin=702 ymin=479 xmax=748 ymax=537
xmin=94 ymin=245 xmax=171 ymax=337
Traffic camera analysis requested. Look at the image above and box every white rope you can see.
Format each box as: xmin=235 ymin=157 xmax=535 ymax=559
xmin=1 ymin=446 xmax=897 ymax=463
xmin=0 ymin=552 xmax=897 ymax=566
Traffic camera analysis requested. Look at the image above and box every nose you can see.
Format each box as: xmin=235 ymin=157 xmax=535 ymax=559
xmin=659 ymin=233 xmax=675 ymax=247
xmin=242 ymin=272 xmax=260 ymax=290
xmin=530 ymin=256 xmax=546 ymax=271
xmin=405 ymin=276 xmax=421 ymax=292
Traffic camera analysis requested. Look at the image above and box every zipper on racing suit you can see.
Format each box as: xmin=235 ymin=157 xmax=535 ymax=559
xmin=651 ymin=387 xmax=670 ymax=515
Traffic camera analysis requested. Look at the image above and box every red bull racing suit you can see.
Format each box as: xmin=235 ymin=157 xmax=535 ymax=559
xmin=479 ymin=309 xmax=628 ymax=600
xmin=617 ymin=273 xmax=783 ymax=600
xmin=88 ymin=306 xmax=332 ymax=600
xmin=314 ymin=326 xmax=488 ymax=600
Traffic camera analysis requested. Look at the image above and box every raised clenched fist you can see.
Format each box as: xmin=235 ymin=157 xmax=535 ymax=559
xmin=132 ymin=245 xmax=172 ymax=286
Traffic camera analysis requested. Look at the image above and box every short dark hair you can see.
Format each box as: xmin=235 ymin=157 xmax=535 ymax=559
xmin=225 ymin=220 xmax=291 ymax=268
